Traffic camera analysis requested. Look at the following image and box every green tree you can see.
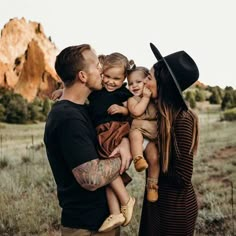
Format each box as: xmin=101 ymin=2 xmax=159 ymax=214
xmin=0 ymin=104 xmax=6 ymax=121
xmin=195 ymin=89 xmax=205 ymax=102
xmin=221 ymin=90 xmax=235 ymax=110
xmin=185 ymin=90 xmax=195 ymax=102
xmin=209 ymin=88 xmax=221 ymax=104
xmin=189 ymin=97 xmax=196 ymax=109
xmin=42 ymin=98 xmax=51 ymax=116
xmin=28 ymin=103 xmax=41 ymax=121
xmin=5 ymin=94 xmax=28 ymax=123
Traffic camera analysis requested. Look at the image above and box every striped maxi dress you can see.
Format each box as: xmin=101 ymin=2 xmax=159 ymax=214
xmin=139 ymin=110 xmax=198 ymax=236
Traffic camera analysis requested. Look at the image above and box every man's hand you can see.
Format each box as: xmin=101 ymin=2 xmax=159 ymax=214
xmin=110 ymin=137 xmax=132 ymax=175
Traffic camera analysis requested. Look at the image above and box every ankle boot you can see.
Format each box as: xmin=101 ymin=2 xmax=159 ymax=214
xmin=146 ymin=177 xmax=158 ymax=202
xmin=133 ymin=155 xmax=148 ymax=172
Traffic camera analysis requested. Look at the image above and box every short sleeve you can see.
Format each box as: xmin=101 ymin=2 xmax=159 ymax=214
xmin=117 ymin=85 xmax=133 ymax=102
xmin=57 ymin=119 xmax=98 ymax=170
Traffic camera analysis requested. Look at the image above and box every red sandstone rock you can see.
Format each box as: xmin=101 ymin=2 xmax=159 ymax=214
xmin=0 ymin=17 xmax=61 ymax=101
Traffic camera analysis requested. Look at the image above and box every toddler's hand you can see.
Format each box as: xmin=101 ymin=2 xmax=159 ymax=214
xmin=107 ymin=104 xmax=123 ymax=115
xmin=143 ymin=86 xmax=152 ymax=98
xmin=51 ymin=89 xmax=63 ymax=101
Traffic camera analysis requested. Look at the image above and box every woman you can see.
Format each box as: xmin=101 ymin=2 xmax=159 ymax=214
xmin=139 ymin=43 xmax=199 ymax=236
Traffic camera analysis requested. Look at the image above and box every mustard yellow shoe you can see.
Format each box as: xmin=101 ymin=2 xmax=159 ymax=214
xmin=98 ymin=213 xmax=125 ymax=232
xmin=133 ymin=155 xmax=148 ymax=172
xmin=146 ymin=177 xmax=158 ymax=202
xmin=121 ymin=196 xmax=136 ymax=226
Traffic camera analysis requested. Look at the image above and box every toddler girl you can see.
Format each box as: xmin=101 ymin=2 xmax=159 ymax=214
xmin=127 ymin=66 xmax=160 ymax=202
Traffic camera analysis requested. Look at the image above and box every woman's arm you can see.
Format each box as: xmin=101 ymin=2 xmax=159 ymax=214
xmin=173 ymin=112 xmax=195 ymax=188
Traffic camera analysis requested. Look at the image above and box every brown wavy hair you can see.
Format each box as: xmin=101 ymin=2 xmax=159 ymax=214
xmin=154 ymin=62 xmax=199 ymax=172
xmin=101 ymin=52 xmax=134 ymax=78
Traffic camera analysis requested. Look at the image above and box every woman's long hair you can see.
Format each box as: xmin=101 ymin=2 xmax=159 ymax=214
xmin=154 ymin=62 xmax=199 ymax=173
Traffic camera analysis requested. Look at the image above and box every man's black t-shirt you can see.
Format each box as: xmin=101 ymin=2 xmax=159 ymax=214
xmin=44 ymin=100 xmax=109 ymax=230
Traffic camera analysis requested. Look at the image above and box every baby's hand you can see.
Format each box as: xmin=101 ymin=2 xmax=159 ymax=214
xmin=51 ymin=89 xmax=63 ymax=101
xmin=107 ymin=104 xmax=123 ymax=115
xmin=143 ymin=86 xmax=152 ymax=98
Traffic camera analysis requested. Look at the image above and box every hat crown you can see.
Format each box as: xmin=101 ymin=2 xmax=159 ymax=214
xmin=164 ymin=51 xmax=199 ymax=91
xmin=150 ymin=43 xmax=199 ymax=110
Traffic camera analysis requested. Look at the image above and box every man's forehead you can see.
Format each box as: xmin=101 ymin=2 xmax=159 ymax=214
xmin=83 ymin=49 xmax=98 ymax=62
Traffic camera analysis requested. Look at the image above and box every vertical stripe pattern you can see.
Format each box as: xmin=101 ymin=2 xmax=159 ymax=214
xmin=139 ymin=110 xmax=198 ymax=236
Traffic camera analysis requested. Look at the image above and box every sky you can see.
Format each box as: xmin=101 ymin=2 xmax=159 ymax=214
xmin=1 ymin=0 xmax=235 ymax=88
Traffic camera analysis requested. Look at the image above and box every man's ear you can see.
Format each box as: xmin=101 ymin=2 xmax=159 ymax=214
xmin=77 ymin=71 xmax=87 ymax=83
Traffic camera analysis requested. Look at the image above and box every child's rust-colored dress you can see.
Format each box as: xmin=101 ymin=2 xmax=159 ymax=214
xmin=88 ymin=84 xmax=133 ymax=158
xmin=130 ymin=96 xmax=158 ymax=140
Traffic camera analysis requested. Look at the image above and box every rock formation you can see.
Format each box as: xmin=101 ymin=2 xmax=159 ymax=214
xmin=0 ymin=17 xmax=61 ymax=101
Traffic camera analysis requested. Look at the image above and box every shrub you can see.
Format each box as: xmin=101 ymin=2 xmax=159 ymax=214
xmin=195 ymin=89 xmax=206 ymax=102
xmin=222 ymin=108 xmax=236 ymax=121
xmin=185 ymin=90 xmax=195 ymax=102
xmin=0 ymin=88 xmax=50 ymax=123
xmin=5 ymin=94 xmax=28 ymax=123
xmin=0 ymin=157 xmax=9 ymax=169
xmin=189 ymin=96 xmax=196 ymax=109
xmin=42 ymin=98 xmax=51 ymax=116
xmin=221 ymin=90 xmax=236 ymax=110
xmin=209 ymin=88 xmax=221 ymax=104
xmin=0 ymin=104 xmax=6 ymax=121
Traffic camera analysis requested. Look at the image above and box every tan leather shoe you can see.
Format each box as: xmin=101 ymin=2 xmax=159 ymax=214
xmin=98 ymin=213 xmax=125 ymax=232
xmin=133 ymin=155 xmax=148 ymax=172
xmin=146 ymin=177 xmax=158 ymax=202
xmin=121 ymin=196 xmax=136 ymax=226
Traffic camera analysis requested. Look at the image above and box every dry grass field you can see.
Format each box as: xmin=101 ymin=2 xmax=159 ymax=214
xmin=0 ymin=109 xmax=235 ymax=236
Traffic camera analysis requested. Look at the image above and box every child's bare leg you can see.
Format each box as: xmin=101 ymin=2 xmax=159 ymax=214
xmin=145 ymin=141 xmax=160 ymax=202
xmin=129 ymin=130 xmax=148 ymax=172
xmin=99 ymin=176 xmax=135 ymax=232
xmin=145 ymin=141 xmax=160 ymax=179
xmin=109 ymin=176 xmax=129 ymax=205
xmin=106 ymin=186 xmax=121 ymax=215
xmin=110 ymin=176 xmax=135 ymax=226
xmin=119 ymin=137 xmax=132 ymax=174
xmin=129 ymin=129 xmax=143 ymax=157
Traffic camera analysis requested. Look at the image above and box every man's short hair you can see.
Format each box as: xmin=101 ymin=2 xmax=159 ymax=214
xmin=55 ymin=44 xmax=91 ymax=87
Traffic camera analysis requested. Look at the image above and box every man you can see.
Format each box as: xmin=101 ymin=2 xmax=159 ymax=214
xmin=44 ymin=44 xmax=131 ymax=236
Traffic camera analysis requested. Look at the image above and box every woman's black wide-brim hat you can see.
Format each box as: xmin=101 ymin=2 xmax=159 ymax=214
xmin=150 ymin=43 xmax=199 ymax=110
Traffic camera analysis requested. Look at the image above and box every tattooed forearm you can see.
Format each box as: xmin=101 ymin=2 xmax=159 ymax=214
xmin=72 ymin=158 xmax=121 ymax=191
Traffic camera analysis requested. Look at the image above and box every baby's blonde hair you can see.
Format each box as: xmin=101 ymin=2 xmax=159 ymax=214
xmin=127 ymin=66 xmax=150 ymax=82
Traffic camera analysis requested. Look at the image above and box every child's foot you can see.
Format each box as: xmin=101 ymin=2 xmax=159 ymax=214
xmin=147 ymin=178 xmax=158 ymax=202
xmin=133 ymin=155 xmax=148 ymax=172
xmin=98 ymin=213 xmax=125 ymax=232
xmin=121 ymin=196 xmax=136 ymax=226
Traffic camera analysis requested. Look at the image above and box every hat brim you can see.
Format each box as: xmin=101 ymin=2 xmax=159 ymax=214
xmin=150 ymin=43 xmax=188 ymax=110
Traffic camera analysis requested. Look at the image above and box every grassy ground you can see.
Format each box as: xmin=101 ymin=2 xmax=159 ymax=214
xmin=0 ymin=110 xmax=235 ymax=235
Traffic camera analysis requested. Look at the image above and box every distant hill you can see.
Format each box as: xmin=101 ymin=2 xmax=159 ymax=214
xmin=0 ymin=17 xmax=61 ymax=101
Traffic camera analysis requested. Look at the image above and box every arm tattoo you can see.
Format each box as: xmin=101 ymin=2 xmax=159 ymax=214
xmin=72 ymin=158 xmax=121 ymax=191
